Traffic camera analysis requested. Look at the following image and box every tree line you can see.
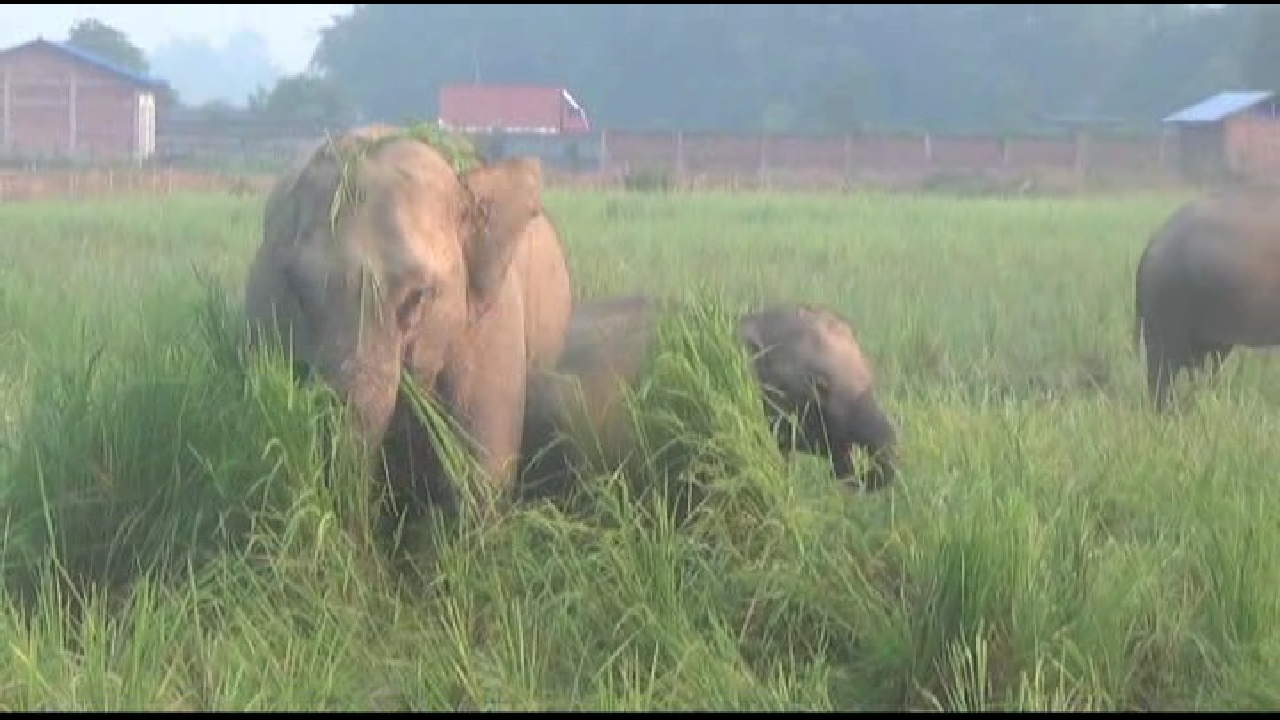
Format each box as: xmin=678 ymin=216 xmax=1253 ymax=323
xmin=61 ymin=5 xmax=1280 ymax=136
xmin=311 ymin=5 xmax=1279 ymax=134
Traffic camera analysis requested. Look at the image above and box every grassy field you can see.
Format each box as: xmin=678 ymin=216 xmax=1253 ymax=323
xmin=2 ymin=187 xmax=1280 ymax=710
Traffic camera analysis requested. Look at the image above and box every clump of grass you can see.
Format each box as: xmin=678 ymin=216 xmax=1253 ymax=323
xmin=397 ymin=121 xmax=482 ymax=173
xmin=546 ymin=292 xmax=787 ymax=524
xmin=1 ymin=275 xmax=383 ymax=603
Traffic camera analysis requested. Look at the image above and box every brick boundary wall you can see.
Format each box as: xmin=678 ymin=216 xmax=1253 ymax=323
xmin=592 ymin=130 xmax=1176 ymax=188
xmin=0 ymin=129 xmax=1193 ymax=201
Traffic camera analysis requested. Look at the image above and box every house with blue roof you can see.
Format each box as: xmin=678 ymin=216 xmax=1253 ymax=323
xmin=1162 ymin=90 xmax=1280 ymax=181
xmin=0 ymin=37 xmax=170 ymax=162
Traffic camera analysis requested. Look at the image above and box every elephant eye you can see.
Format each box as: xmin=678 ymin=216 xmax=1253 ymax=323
xmin=281 ymin=262 xmax=318 ymax=329
xmin=396 ymin=285 xmax=432 ymax=330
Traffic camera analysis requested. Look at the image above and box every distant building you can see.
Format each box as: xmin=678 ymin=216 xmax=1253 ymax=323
xmin=0 ymin=37 xmax=169 ymax=162
xmin=1162 ymin=90 xmax=1280 ymax=182
xmin=437 ymin=84 xmax=594 ymax=170
xmin=438 ymin=84 xmax=591 ymax=137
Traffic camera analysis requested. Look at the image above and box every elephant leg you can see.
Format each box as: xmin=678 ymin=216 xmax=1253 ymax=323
xmin=1147 ymin=336 xmax=1233 ymax=411
xmin=1145 ymin=337 xmax=1190 ymax=412
xmin=1199 ymin=343 xmax=1233 ymax=379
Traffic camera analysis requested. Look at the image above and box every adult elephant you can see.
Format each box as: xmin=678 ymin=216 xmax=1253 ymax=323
xmin=244 ymin=124 xmax=573 ymax=515
xmin=1134 ymin=187 xmax=1280 ymax=410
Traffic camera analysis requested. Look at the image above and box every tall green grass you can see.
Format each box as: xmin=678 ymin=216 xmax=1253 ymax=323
xmin=1 ymin=188 xmax=1279 ymax=709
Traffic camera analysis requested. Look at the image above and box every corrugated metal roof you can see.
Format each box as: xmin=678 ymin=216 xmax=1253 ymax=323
xmin=0 ymin=37 xmax=167 ymax=90
xmin=1162 ymin=90 xmax=1274 ymax=124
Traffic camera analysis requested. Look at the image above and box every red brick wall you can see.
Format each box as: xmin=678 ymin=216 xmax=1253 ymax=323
xmin=1227 ymin=116 xmax=1280 ymax=180
xmin=0 ymin=44 xmax=140 ymax=160
xmin=602 ymin=131 xmax=678 ymax=170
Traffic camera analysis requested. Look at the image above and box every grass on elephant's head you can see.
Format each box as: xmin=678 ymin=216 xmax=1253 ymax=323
xmin=320 ymin=121 xmax=482 ymax=230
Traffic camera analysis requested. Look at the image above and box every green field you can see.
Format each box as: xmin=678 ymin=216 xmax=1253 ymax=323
xmin=1 ymin=188 xmax=1279 ymax=710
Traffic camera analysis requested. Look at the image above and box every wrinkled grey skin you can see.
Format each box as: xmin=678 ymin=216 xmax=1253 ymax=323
xmin=243 ymin=126 xmax=572 ymax=516
xmin=1134 ymin=188 xmax=1280 ymax=410
xmin=517 ymin=295 xmax=899 ymax=502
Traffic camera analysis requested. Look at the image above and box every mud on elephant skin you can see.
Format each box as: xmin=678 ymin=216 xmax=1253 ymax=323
xmin=1134 ymin=187 xmax=1280 ymax=410
xmin=517 ymin=295 xmax=899 ymax=503
xmin=243 ymin=124 xmax=573 ymax=517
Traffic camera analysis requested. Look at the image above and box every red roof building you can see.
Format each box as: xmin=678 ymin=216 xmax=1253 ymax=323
xmin=438 ymin=84 xmax=591 ymax=136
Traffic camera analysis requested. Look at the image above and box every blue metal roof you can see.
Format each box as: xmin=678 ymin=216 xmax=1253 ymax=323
xmin=1162 ymin=90 xmax=1274 ymax=124
xmin=0 ymin=37 xmax=167 ymax=90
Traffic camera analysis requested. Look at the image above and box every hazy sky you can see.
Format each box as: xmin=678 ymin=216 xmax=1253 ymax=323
xmin=0 ymin=4 xmax=353 ymax=73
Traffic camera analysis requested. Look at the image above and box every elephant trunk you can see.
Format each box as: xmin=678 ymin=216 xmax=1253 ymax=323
xmin=314 ymin=337 xmax=404 ymax=447
xmin=830 ymin=391 xmax=898 ymax=492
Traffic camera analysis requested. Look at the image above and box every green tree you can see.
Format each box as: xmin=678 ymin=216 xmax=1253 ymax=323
xmin=248 ymin=74 xmax=357 ymax=132
xmin=1242 ymin=4 xmax=1280 ymax=91
xmin=65 ymin=18 xmax=150 ymax=75
xmin=308 ymin=5 xmax=1249 ymax=134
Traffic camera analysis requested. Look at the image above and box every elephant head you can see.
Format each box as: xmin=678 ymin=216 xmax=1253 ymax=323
xmin=244 ymin=127 xmax=543 ymax=446
xmin=739 ymin=305 xmax=898 ymax=491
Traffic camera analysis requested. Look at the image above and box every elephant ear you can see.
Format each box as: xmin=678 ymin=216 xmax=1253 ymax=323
xmin=458 ymin=157 xmax=543 ymax=310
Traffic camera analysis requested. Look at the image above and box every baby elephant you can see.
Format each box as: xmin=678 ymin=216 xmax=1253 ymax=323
xmin=517 ymin=295 xmax=899 ymax=501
